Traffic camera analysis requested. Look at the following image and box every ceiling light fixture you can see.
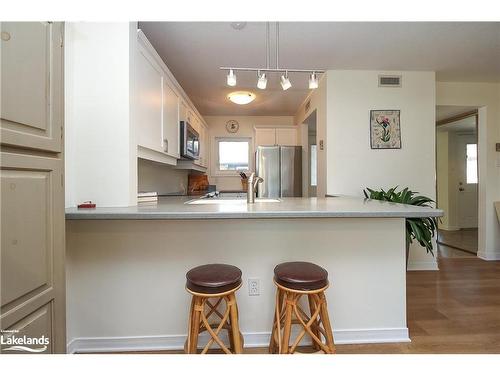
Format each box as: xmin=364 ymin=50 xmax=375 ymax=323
xmin=257 ymin=71 xmax=267 ymax=89
xmin=280 ymin=71 xmax=291 ymax=91
xmin=226 ymin=69 xmax=236 ymax=86
xmin=220 ymin=22 xmax=324 ymax=91
xmin=308 ymin=72 xmax=319 ymax=89
xmin=227 ymin=91 xmax=256 ymax=105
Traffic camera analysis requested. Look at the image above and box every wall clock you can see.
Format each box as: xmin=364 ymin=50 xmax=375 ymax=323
xmin=225 ymin=120 xmax=239 ymax=133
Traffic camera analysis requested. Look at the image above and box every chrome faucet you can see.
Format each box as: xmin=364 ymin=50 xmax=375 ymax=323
xmin=247 ymin=173 xmax=264 ymax=203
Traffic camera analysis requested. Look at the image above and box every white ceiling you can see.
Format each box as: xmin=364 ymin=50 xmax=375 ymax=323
xmin=139 ymin=22 xmax=500 ymax=116
xmin=436 ymin=115 xmax=477 ymax=133
xmin=436 ymin=105 xmax=478 ymax=121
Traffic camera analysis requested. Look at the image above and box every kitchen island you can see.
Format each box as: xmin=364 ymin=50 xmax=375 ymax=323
xmin=65 ymin=196 xmax=442 ymax=353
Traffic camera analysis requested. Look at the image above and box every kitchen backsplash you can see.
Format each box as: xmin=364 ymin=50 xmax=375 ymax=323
xmin=138 ymin=158 xmax=190 ymax=195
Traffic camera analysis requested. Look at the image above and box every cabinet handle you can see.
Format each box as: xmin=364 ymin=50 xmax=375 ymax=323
xmin=164 ymin=139 xmax=169 ymax=153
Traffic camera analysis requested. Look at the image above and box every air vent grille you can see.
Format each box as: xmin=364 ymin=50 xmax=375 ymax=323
xmin=378 ymin=75 xmax=402 ymax=87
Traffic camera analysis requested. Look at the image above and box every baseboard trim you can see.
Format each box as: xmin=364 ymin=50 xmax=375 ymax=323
xmin=406 ymin=260 xmax=439 ymax=271
xmin=438 ymin=226 xmax=461 ymax=231
xmin=67 ymin=328 xmax=410 ymax=353
xmin=477 ymin=250 xmax=500 ymax=261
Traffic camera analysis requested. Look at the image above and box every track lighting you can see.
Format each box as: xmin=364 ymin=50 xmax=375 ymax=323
xmin=309 ymin=72 xmax=318 ymax=89
xmin=257 ymin=71 xmax=267 ymax=90
xmin=226 ymin=69 xmax=236 ymax=86
xmin=280 ymin=72 xmax=291 ymax=91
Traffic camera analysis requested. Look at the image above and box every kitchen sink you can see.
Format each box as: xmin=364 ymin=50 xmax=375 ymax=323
xmin=186 ymin=198 xmax=280 ymax=205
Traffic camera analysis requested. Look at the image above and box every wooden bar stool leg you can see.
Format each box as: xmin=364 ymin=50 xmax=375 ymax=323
xmin=228 ymin=293 xmax=243 ymax=354
xmin=280 ymin=291 xmax=294 ymax=354
xmin=318 ymin=292 xmax=336 ymax=354
xmin=269 ymin=288 xmax=284 ymax=354
xmin=186 ymin=296 xmax=203 ymax=354
xmin=308 ymin=294 xmax=321 ymax=351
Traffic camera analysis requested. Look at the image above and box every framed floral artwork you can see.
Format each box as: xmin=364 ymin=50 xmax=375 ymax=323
xmin=370 ymin=110 xmax=401 ymax=149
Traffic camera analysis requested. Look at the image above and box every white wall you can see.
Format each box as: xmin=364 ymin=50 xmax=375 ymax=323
xmin=436 ymin=131 xmax=453 ymax=229
xmin=65 ymin=22 xmax=138 ymax=207
xmin=66 ymin=217 xmax=408 ymax=352
xmin=137 ymin=158 xmax=189 ymax=195
xmin=437 ymin=82 xmax=500 ymax=260
xmin=324 ymin=71 xmax=438 ymax=270
xmin=295 ymin=75 xmax=327 ymax=197
xmin=204 ymin=116 xmax=295 ymax=191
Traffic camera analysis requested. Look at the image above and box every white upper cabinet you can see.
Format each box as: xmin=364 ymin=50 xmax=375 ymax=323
xmin=255 ymin=128 xmax=277 ymax=147
xmin=136 ymin=30 xmax=207 ymax=169
xmin=276 ymin=128 xmax=298 ymax=146
xmin=0 ymin=22 xmax=63 ymax=152
xmin=255 ymin=127 xmax=299 ymax=147
xmin=136 ymin=44 xmax=163 ymax=153
xmin=162 ymin=80 xmax=180 ymax=158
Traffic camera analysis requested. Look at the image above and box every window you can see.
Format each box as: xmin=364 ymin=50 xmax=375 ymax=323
xmin=310 ymin=145 xmax=317 ymax=186
xmin=466 ymin=143 xmax=478 ymax=184
xmin=216 ymin=138 xmax=250 ymax=173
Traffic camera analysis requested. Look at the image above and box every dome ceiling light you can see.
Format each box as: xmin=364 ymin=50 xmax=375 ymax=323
xmin=221 ymin=22 xmax=324 ymax=92
xmin=227 ymin=91 xmax=256 ymax=105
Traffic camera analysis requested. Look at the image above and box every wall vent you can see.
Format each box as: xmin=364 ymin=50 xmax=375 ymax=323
xmin=378 ymin=75 xmax=402 ymax=87
xmin=305 ymin=99 xmax=311 ymax=113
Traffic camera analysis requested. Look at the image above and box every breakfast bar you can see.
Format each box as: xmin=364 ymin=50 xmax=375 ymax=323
xmin=65 ymin=196 xmax=442 ymax=353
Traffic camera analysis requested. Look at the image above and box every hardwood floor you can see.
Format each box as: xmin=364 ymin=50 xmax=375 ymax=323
xmin=92 ymin=252 xmax=500 ymax=354
xmin=438 ymin=228 xmax=478 ymax=254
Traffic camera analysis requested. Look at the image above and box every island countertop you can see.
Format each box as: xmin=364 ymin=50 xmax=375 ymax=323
xmin=65 ymin=195 xmax=443 ymax=220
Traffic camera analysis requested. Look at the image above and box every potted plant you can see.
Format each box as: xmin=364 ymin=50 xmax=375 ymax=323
xmin=363 ymin=186 xmax=438 ymax=266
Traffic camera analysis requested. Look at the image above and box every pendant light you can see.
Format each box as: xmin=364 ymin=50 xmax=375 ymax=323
xmin=227 ymin=69 xmax=236 ymax=86
xmin=257 ymin=71 xmax=267 ymax=89
xmin=308 ymin=72 xmax=319 ymax=89
xmin=280 ymin=71 xmax=291 ymax=91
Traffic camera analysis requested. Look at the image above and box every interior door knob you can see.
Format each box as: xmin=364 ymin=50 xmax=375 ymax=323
xmin=459 ymin=187 xmax=465 ymax=192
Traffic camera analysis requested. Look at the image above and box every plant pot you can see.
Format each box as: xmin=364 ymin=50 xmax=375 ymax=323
xmin=406 ymin=238 xmax=410 ymax=271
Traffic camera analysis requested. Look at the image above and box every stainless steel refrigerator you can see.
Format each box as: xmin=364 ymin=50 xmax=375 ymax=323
xmin=256 ymin=146 xmax=302 ymax=198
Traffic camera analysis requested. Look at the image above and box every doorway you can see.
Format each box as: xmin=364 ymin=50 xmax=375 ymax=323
xmin=301 ymin=111 xmax=317 ymax=198
xmin=436 ymin=106 xmax=479 ymax=256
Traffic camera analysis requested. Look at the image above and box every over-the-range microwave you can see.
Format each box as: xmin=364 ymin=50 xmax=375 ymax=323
xmin=180 ymin=121 xmax=200 ymax=160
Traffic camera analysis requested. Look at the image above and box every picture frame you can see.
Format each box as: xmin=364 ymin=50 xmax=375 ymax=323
xmin=370 ymin=110 xmax=401 ymax=149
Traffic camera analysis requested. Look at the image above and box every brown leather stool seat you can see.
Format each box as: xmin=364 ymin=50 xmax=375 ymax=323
xmin=274 ymin=261 xmax=328 ymax=291
xmin=186 ymin=263 xmax=242 ymax=294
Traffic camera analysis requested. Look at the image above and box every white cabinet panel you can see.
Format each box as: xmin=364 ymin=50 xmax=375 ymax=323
xmin=0 ymin=22 xmax=63 ymax=152
xmin=163 ymin=80 xmax=180 ymax=158
xmin=276 ymin=128 xmax=298 ymax=146
xmin=136 ymin=47 xmax=163 ymax=153
xmin=255 ymin=128 xmax=276 ymax=146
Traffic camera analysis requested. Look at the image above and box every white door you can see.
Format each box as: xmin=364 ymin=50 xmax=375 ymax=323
xmin=457 ymin=134 xmax=478 ymax=228
xmin=276 ymin=128 xmax=298 ymax=146
xmin=136 ymin=44 xmax=163 ymax=153
xmin=1 ymin=22 xmax=66 ymax=353
xmin=162 ymin=80 xmax=180 ymax=158
xmin=255 ymin=128 xmax=276 ymax=147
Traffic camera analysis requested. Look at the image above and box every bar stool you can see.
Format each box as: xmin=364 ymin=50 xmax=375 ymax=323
xmin=185 ymin=263 xmax=243 ymax=354
xmin=269 ymin=261 xmax=336 ymax=354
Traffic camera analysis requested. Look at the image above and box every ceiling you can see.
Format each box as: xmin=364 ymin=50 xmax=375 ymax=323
xmin=436 ymin=105 xmax=478 ymax=121
xmin=139 ymin=22 xmax=500 ymax=116
xmin=436 ymin=115 xmax=477 ymax=133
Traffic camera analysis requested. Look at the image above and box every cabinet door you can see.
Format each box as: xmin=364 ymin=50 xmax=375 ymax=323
xmin=136 ymin=45 xmax=163 ymax=153
xmin=1 ymin=152 xmax=66 ymax=353
xmin=0 ymin=22 xmax=63 ymax=153
xmin=276 ymin=128 xmax=298 ymax=146
xmin=163 ymin=80 xmax=180 ymax=158
xmin=255 ymin=128 xmax=276 ymax=147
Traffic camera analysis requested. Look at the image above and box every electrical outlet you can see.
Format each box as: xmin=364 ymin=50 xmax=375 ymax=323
xmin=248 ymin=278 xmax=260 ymax=296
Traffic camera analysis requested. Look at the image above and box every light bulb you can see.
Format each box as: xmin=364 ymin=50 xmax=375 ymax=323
xmin=308 ymin=72 xmax=318 ymax=89
xmin=227 ymin=69 xmax=236 ymax=86
xmin=257 ymin=72 xmax=267 ymax=89
xmin=280 ymin=72 xmax=291 ymax=91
